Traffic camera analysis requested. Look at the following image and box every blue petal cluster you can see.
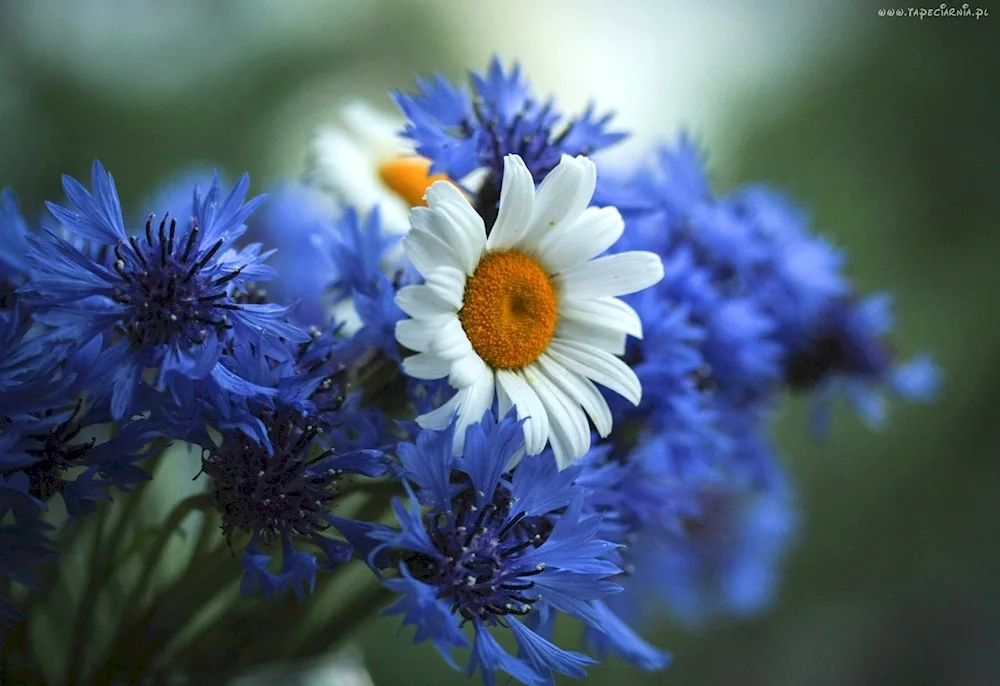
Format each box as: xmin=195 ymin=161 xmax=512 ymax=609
xmin=20 ymin=162 xmax=309 ymax=419
xmin=561 ymin=134 xmax=938 ymax=650
xmin=394 ymin=58 xmax=625 ymax=183
xmin=353 ymin=412 xmax=632 ymax=686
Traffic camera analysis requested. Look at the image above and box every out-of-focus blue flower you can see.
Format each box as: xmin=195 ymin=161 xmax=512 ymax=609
xmin=354 ymin=412 xmax=628 ymax=685
xmin=20 ymin=160 xmax=309 ymax=420
xmin=0 ymin=189 xmax=34 ymax=309
xmin=394 ymin=58 xmax=625 ymax=183
xmin=788 ymin=294 xmax=940 ymax=432
xmin=580 ymin=420 xmax=797 ymax=633
xmin=245 ymin=182 xmax=341 ymax=328
xmin=628 ymin=468 xmax=797 ymax=626
xmin=606 ymin=143 xmax=786 ymax=408
xmin=605 ymin=137 xmax=935 ymax=420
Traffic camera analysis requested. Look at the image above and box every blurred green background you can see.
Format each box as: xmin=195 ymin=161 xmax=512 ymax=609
xmin=1 ymin=1 xmax=997 ymax=684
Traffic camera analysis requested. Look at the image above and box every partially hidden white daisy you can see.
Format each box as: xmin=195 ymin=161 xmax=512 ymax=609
xmin=307 ymin=101 xmax=456 ymax=232
xmin=394 ymin=153 xmax=665 ymax=469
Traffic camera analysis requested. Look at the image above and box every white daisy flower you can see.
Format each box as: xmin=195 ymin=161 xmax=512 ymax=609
xmin=307 ymin=101 xmax=454 ymax=233
xmin=394 ymin=153 xmax=665 ymax=469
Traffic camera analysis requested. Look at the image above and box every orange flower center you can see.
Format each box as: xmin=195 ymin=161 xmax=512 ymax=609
xmin=458 ymin=252 xmax=558 ymax=370
xmin=377 ymin=156 xmax=451 ymax=207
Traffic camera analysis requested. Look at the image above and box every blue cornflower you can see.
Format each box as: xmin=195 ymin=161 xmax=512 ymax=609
xmin=722 ymin=186 xmax=848 ymax=350
xmin=579 ymin=419 xmax=797 ymax=633
xmin=201 ymin=417 xmax=389 ymax=601
xmin=605 ymin=144 xmax=787 ymax=408
xmin=2 ymin=304 xmax=165 ymax=523
xmin=326 ymin=207 xmax=407 ymax=355
xmin=626 ymin=464 xmax=796 ymax=626
xmin=245 ymin=182 xmax=341 ymax=328
xmin=252 ymin=200 xmax=404 ymax=346
xmin=190 ymin=332 xmax=391 ymax=601
xmin=355 ymin=412 xmax=625 ymax=686
xmin=14 ymin=403 xmax=162 ymax=519
xmin=327 ymin=206 xmax=401 ymax=305
xmin=394 ymin=57 xmax=626 ymax=184
xmin=786 ymin=294 xmax=940 ymax=431
xmin=0 ymin=189 xmax=34 ymax=309
xmin=20 ymin=160 xmax=309 ymax=419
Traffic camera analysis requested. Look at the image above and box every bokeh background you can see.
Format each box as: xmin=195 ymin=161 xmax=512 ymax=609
xmin=1 ymin=1 xmax=997 ymax=684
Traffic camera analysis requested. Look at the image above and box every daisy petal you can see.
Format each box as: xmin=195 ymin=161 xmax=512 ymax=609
xmin=486 ymin=156 xmax=535 ymax=251
xmin=555 ymin=319 xmax=627 ymax=355
xmin=417 ymin=387 xmax=468 ymax=429
xmin=558 ymin=296 xmax=643 ymax=339
xmin=402 ymin=352 xmax=451 ymax=380
xmin=553 ymin=251 xmax=664 ymax=299
xmin=402 ymin=225 xmax=463 ymax=276
xmin=395 ymin=317 xmax=450 ymax=353
xmin=496 ymin=369 xmax=550 ymax=456
xmin=453 ymin=371 xmax=496 ymax=454
xmin=395 ymin=284 xmax=453 ymax=319
xmin=537 ymin=206 xmax=624 ymax=273
xmin=524 ymin=155 xmax=596 ymax=249
xmin=535 ymin=353 xmax=613 ymax=437
xmin=426 ymin=182 xmax=486 ymax=258
xmin=411 ymin=207 xmax=476 ymax=274
xmin=546 ymin=339 xmax=642 ymax=405
xmin=449 ymin=350 xmax=489 ymax=388
xmin=424 ymin=266 xmax=466 ymax=310
xmin=430 ymin=318 xmax=473 ymax=360
xmin=524 ymin=364 xmax=591 ymax=468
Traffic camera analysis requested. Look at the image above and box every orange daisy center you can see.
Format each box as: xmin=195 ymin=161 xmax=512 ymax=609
xmin=377 ymin=156 xmax=451 ymax=207
xmin=458 ymin=252 xmax=558 ymax=370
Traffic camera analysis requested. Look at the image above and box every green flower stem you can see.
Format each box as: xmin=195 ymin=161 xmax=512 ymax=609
xmin=0 ymin=612 xmax=43 ymax=686
xmin=92 ymin=545 xmax=237 ymax=684
xmin=66 ymin=497 xmax=111 ymax=683
xmin=119 ymin=492 xmax=215 ymax=617
xmin=283 ymin=582 xmax=394 ymax=662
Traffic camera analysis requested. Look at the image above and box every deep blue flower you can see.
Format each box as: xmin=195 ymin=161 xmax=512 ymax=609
xmin=626 ymin=467 xmax=797 ymax=626
xmin=604 ymin=136 xmax=935 ymax=421
xmin=606 ymin=158 xmax=786 ymax=409
xmin=787 ymin=294 xmax=940 ymax=431
xmin=201 ymin=413 xmax=389 ymax=600
xmin=355 ymin=412 xmax=627 ymax=685
xmin=394 ymin=58 xmax=626 ymax=184
xmin=327 ymin=206 xmax=401 ymax=306
xmin=191 ymin=332 xmax=391 ymax=601
xmin=722 ymin=186 xmax=848 ymax=350
xmin=0 ymin=189 xmax=34 ymax=309
xmin=324 ymin=207 xmax=408 ymax=355
xmin=580 ymin=419 xmax=797 ymax=633
xmin=14 ymin=404 xmax=162 ymax=519
xmin=20 ymin=160 xmax=309 ymax=419
xmin=245 ymin=182 xmax=341 ymax=328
